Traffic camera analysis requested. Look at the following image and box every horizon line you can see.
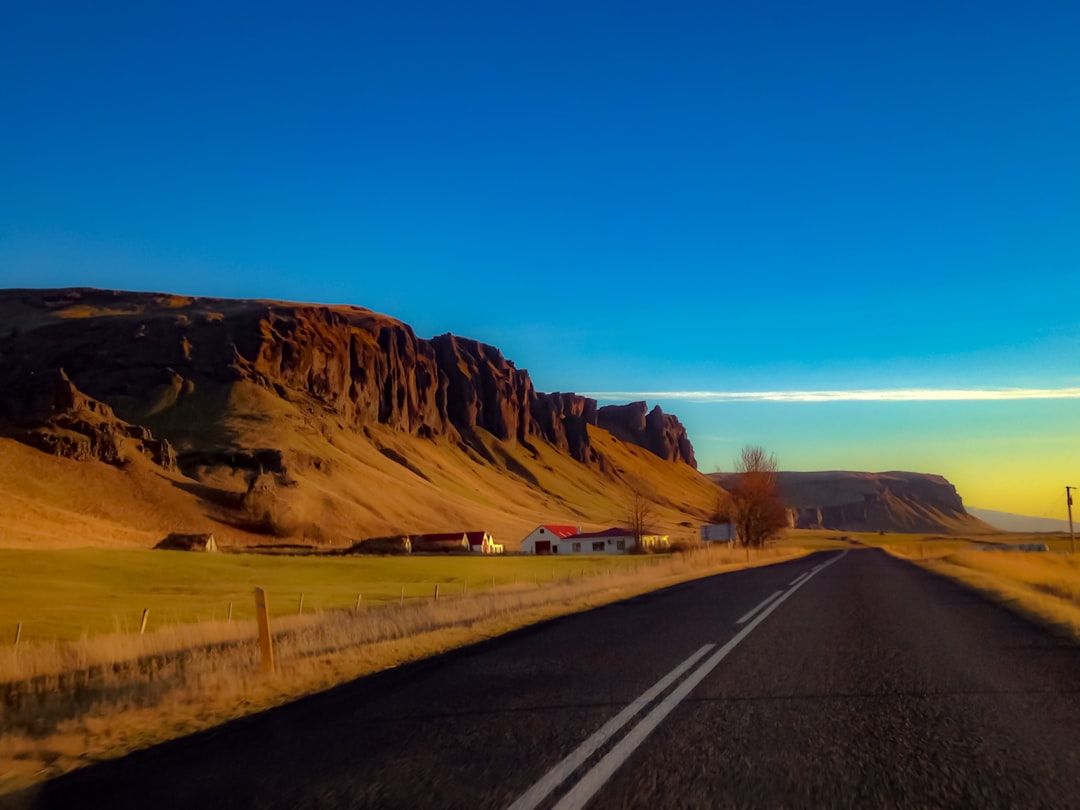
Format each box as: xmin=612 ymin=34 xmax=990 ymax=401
xmin=581 ymin=387 xmax=1080 ymax=403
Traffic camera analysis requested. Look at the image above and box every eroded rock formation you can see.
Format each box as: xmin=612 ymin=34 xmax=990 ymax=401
xmin=597 ymin=401 xmax=696 ymax=466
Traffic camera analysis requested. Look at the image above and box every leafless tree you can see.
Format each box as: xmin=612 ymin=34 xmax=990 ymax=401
xmin=627 ymin=487 xmax=656 ymax=553
xmin=726 ymin=446 xmax=788 ymax=548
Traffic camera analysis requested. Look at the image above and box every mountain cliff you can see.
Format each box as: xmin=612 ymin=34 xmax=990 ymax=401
xmin=0 ymin=288 xmax=710 ymax=548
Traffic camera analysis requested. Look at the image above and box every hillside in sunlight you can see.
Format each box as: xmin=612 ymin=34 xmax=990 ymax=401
xmin=0 ymin=288 xmax=718 ymax=549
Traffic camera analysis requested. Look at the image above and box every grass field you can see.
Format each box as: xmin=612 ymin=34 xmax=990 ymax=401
xmin=0 ymin=549 xmax=666 ymax=644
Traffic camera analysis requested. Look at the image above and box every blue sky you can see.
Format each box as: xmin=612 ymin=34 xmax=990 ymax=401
xmin=1 ymin=1 xmax=1077 ymax=516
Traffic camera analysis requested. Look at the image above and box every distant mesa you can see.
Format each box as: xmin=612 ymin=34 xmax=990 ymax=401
xmin=708 ymin=470 xmax=992 ymax=534
xmin=965 ymin=507 xmax=1071 ymax=534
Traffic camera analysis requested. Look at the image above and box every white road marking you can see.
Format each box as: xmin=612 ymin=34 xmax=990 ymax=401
xmin=539 ymin=550 xmax=849 ymax=810
xmin=506 ymin=642 xmax=716 ymax=810
xmin=735 ymin=590 xmax=784 ymax=625
xmin=789 ymin=570 xmax=811 ymax=587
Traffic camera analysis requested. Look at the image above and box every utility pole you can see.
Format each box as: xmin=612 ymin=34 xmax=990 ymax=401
xmin=1068 ymin=486 xmax=1076 ymax=554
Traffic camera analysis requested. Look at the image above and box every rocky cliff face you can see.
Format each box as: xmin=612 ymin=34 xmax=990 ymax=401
xmin=530 ymin=392 xmax=598 ymax=463
xmin=0 ymin=288 xmax=696 ymax=471
xmin=597 ymin=401 xmax=696 ymax=467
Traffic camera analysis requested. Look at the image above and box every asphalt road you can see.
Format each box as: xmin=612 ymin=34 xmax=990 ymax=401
xmin=7 ymin=548 xmax=1080 ymax=809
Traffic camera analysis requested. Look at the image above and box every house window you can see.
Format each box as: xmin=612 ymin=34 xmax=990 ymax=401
xmin=616 ymin=540 xmax=626 ymax=550
xmin=572 ymin=542 xmax=581 ymax=552
xmin=592 ymin=541 xmax=605 ymax=552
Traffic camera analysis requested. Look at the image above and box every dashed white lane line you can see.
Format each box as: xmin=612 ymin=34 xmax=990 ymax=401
xmin=506 ymin=642 xmax=716 ymax=810
xmin=735 ymin=589 xmax=784 ymax=625
xmin=516 ymin=549 xmax=849 ymax=810
xmin=789 ymin=570 xmax=811 ymax=587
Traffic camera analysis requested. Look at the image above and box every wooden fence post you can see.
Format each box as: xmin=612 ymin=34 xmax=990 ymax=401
xmin=227 ymin=602 xmax=233 ymax=621
xmin=400 ymin=586 xmax=405 ymax=606
xmin=13 ymin=622 xmax=22 ymax=647
xmin=434 ymin=584 xmax=440 ymax=602
xmin=355 ymin=593 xmax=362 ymax=611
xmin=298 ymin=593 xmax=304 ymax=615
xmin=139 ymin=609 xmax=149 ymax=635
xmin=254 ymin=587 xmax=275 ymax=673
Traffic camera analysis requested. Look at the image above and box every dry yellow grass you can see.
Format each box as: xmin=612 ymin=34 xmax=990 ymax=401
xmin=0 ymin=545 xmax=805 ymax=794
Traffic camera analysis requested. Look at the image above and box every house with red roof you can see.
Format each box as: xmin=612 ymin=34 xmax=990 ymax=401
xmin=520 ymin=525 xmax=670 ymax=555
xmin=519 ymin=524 xmax=579 ymax=555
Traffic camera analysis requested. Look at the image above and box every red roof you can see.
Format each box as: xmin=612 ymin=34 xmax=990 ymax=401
xmin=540 ymin=525 xmax=579 ymax=539
xmin=570 ymin=528 xmax=635 ymax=539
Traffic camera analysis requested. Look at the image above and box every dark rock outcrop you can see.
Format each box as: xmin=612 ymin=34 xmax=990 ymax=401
xmin=0 ymin=368 xmax=177 ymax=469
xmin=531 ymin=392 xmax=598 ymax=463
xmin=597 ymin=401 xmax=696 ymax=467
xmin=431 ymin=334 xmax=535 ymax=445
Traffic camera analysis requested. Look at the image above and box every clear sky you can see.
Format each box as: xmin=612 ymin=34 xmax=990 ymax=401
xmin=1 ymin=1 xmax=1077 ymax=518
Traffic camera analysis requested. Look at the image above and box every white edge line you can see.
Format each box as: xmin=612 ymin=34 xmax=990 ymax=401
xmin=505 ymin=642 xmax=715 ymax=810
xmin=789 ymin=571 xmax=811 ymax=587
xmin=735 ymin=590 xmax=784 ymax=625
xmin=550 ymin=550 xmax=849 ymax=810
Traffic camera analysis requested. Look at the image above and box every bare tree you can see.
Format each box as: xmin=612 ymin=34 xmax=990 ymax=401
xmin=627 ymin=487 xmax=656 ymax=553
xmin=726 ymin=446 xmax=788 ymax=548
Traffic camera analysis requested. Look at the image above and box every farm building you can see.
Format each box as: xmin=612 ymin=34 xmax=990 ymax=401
xmin=558 ymin=528 xmax=670 ymax=555
xmin=352 ymin=535 xmax=412 ymax=554
xmin=154 ymin=532 xmax=219 ymax=552
xmin=521 ymin=526 xmax=670 ymax=555
xmin=411 ymin=531 xmax=501 ymax=553
xmin=410 ymin=532 xmax=471 ymax=553
xmin=700 ymin=523 xmax=738 ymax=543
xmin=464 ymin=531 xmax=504 ymax=554
xmin=520 ymin=525 xmax=579 ymax=555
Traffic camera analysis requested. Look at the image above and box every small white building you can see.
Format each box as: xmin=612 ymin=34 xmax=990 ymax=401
xmin=700 ymin=523 xmax=738 ymax=543
xmin=520 ymin=525 xmax=579 ymax=555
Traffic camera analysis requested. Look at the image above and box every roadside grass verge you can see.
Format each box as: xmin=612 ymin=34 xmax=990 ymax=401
xmin=0 ymin=545 xmax=805 ymax=793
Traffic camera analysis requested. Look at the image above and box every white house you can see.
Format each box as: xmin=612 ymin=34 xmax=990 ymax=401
xmin=520 ymin=525 xmax=579 ymax=555
xmin=556 ymin=528 xmax=670 ymax=555
xmin=522 ymin=526 xmax=670 ymax=555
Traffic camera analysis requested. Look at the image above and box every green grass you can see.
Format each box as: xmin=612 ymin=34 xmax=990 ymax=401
xmin=0 ymin=550 xmax=658 ymax=642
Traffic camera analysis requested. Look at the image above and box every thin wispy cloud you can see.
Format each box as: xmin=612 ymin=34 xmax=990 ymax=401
xmin=583 ymin=388 xmax=1080 ymax=403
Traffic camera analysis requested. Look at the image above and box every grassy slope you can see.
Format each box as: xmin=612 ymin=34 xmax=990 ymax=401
xmin=0 ymin=402 xmax=718 ymax=550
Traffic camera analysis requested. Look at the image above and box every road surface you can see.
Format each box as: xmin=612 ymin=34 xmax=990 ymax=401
xmin=7 ymin=548 xmax=1080 ymax=809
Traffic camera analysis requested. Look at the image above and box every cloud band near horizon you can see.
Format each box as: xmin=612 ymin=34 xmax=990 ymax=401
xmin=582 ymin=388 xmax=1080 ymax=403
